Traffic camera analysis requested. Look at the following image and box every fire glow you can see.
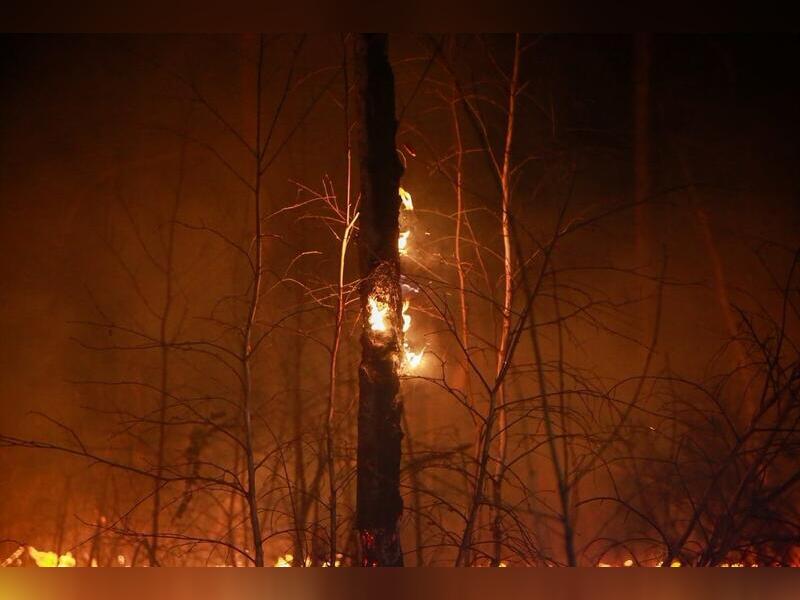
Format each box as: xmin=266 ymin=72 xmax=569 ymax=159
xmin=27 ymin=546 xmax=76 ymax=568
xmin=401 ymin=300 xmax=425 ymax=369
xmin=364 ymin=185 xmax=425 ymax=372
xmin=398 ymin=187 xmax=413 ymax=256
xmin=398 ymin=230 xmax=410 ymax=255
xmin=398 ymin=187 xmax=424 ymax=371
xmin=367 ymin=296 xmax=390 ymax=333
xmin=274 ymin=552 xmax=341 ymax=567
xmin=403 ymin=342 xmax=424 ymax=369
xmin=399 ymin=187 xmax=414 ymax=211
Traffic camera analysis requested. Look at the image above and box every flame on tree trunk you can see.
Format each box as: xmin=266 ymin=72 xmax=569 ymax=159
xmin=354 ymin=33 xmax=404 ymax=567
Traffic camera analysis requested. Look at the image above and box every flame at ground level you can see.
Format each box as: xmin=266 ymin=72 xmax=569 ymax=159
xmin=274 ymin=553 xmax=341 ymax=567
xmin=27 ymin=546 xmax=76 ymax=567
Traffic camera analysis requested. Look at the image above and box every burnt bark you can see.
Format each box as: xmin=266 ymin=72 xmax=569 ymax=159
xmin=354 ymin=33 xmax=405 ymax=567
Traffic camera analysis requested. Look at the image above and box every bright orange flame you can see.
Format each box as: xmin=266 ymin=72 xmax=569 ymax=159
xmin=403 ymin=341 xmax=424 ymax=370
xmin=397 ymin=185 xmax=424 ymax=371
xmin=27 ymin=546 xmax=76 ymax=567
xmin=322 ymin=553 xmax=343 ymax=567
xmin=274 ymin=553 xmax=292 ymax=567
xmin=274 ymin=553 xmax=312 ymax=567
xmin=399 ymin=187 xmax=414 ymax=211
xmin=398 ymin=230 xmax=410 ymax=255
xmin=400 ymin=301 xmax=424 ymax=370
xmin=368 ymin=296 xmax=390 ymax=333
xmin=599 ymin=558 xmax=763 ymax=568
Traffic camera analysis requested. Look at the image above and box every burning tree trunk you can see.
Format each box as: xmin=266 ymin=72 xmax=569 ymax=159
xmin=354 ymin=33 xmax=405 ymax=567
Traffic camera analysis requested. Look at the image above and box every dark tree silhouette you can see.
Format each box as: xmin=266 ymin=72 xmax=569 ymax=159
xmin=354 ymin=33 xmax=405 ymax=567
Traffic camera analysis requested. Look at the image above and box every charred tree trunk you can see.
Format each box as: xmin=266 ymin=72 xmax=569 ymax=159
xmin=354 ymin=33 xmax=405 ymax=567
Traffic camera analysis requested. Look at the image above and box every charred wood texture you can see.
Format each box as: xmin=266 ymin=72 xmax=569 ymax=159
xmin=354 ymin=33 xmax=405 ymax=567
